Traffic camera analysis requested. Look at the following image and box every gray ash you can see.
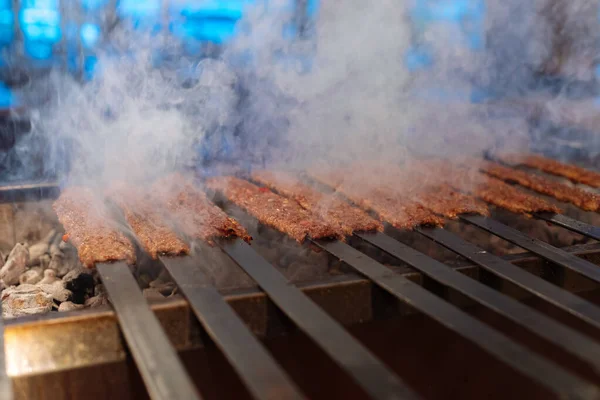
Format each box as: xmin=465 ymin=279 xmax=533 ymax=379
xmin=0 ymin=201 xmax=106 ymax=319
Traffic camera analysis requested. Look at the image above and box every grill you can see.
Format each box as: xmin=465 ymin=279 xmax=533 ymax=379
xmin=2 ymin=154 xmax=600 ymax=400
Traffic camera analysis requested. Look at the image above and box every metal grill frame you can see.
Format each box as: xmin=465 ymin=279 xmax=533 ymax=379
xmin=3 ymin=180 xmax=600 ymax=400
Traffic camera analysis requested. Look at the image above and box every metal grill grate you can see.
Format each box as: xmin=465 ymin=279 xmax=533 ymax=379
xmin=3 ymin=180 xmax=600 ymax=400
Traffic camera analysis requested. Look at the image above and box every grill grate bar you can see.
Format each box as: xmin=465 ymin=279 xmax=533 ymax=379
xmin=417 ymin=226 xmax=600 ymax=329
xmin=312 ymin=239 xmax=599 ymax=399
xmin=160 ymin=255 xmax=306 ymax=400
xmin=218 ymin=239 xmax=419 ymax=400
xmin=461 ymin=215 xmax=600 ymax=284
xmin=0 ymin=296 xmax=12 ymax=400
xmin=0 ymin=182 xmax=60 ymax=203
xmin=97 ymin=262 xmax=202 ymax=400
xmin=356 ymin=231 xmax=600 ymax=372
xmin=535 ymin=213 xmax=600 ymax=241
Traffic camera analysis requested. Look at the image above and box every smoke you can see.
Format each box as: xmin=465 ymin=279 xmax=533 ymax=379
xmin=224 ymin=0 xmax=547 ymax=168
xmin=23 ymin=45 xmax=239 ymax=187
xmin=3 ymin=0 xmax=599 ymax=187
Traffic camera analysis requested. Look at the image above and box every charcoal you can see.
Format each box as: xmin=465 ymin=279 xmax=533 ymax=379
xmin=43 ymin=229 xmax=58 ymax=244
xmin=27 ymin=243 xmax=49 ymax=267
xmin=0 ymin=243 xmax=29 ymax=286
xmin=39 ymin=254 xmax=51 ymax=270
xmin=63 ymin=268 xmax=95 ymax=304
xmin=38 ymin=269 xmax=59 ymax=285
xmin=37 ymin=280 xmax=71 ymax=303
xmin=2 ymin=284 xmax=53 ymax=318
xmin=85 ymin=293 xmax=108 ymax=308
xmin=59 ymin=240 xmax=74 ymax=252
xmin=49 ymin=232 xmax=63 ymax=257
xmin=19 ymin=267 xmax=43 ymax=285
xmin=58 ymin=301 xmax=85 ymax=312
xmin=26 ymin=230 xmax=57 ymax=267
xmin=49 ymin=252 xmax=81 ymax=278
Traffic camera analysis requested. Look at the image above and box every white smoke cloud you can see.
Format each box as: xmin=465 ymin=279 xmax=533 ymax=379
xmin=7 ymin=0 xmax=599 ymax=186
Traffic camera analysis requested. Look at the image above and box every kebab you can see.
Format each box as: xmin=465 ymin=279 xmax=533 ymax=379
xmin=153 ymin=174 xmax=252 ymax=244
xmin=53 ymin=187 xmax=136 ymax=268
xmin=481 ymin=161 xmax=600 ymax=212
xmin=498 ymin=153 xmax=600 ymax=188
xmin=383 ymin=159 xmax=561 ymax=215
xmin=206 ymin=176 xmax=343 ymax=242
xmin=306 ymin=169 xmax=445 ymax=230
xmin=413 ymin=184 xmax=490 ymax=218
xmin=250 ymin=170 xmax=383 ymax=235
xmin=107 ymin=182 xmax=190 ymax=258
xmin=378 ymin=165 xmax=490 ymax=219
xmin=438 ymin=161 xmax=562 ymax=215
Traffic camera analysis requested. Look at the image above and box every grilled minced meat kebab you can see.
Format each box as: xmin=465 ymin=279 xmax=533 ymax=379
xmin=481 ymin=161 xmax=600 ymax=212
xmin=154 ymin=174 xmax=251 ymax=244
xmin=372 ymin=159 xmax=560 ymax=215
xmin=251 ymin=170 xmax=383 ymax=236
xmin=306 ymin=169 xmax=445 ymax=230
xmin=107 ymin=183 xmax=190 ymax=259
xmin=206 ymin=176 xmax=343 ymax=242
xmin=53 ymin=187 xmax=136 ymax=268
xmin=498 ymin=153 xmax=600 ymax=188
xmin=414 ymin=184 xmax=489 ymax=218
xmin=427 ymin=160 xmax=562 ymax=215
xmin=380 ymin=165 xmax=490 ymax=219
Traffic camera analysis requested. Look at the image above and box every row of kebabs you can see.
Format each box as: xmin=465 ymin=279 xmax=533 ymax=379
xmin=53 ymin=154 xmax=600 ymax=268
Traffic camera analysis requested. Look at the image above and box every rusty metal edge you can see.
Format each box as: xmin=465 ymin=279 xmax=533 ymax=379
xmin=3 ymin=241 xmax=600 ymax=378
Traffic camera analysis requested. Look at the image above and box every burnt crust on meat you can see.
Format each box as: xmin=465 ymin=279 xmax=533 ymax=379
xmin=53 ymin=187 xmax=136 ymax=268
xmin=251 ymin=170 xmax=383 ymax=236
xmin=206 ymin=176 xmax=343 ymax=242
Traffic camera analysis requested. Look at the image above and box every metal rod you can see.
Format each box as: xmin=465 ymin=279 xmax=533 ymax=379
xmin=219 ymin=239 xmax=420 ymax=400
xmin=0 ymin=182 xmax=60 ymax=203
xmin=461 ymin=215 xmax=600 ymax=284
xmin=356 ymin=231 xmax=600 ymax=373
xmin=0 ymin=297 xmax=12 ymax=400
xmin=313 ymin=239 xmax=600 ymax=400
xmin=160 ymin=255 xmax=306 ymax=400
xmin=417 ymin=226 xmax=600 ymax=329
xmin=535 ymin=213 xmax=600 ymax=241
xmin=97 ymin=262 xmax=201 ymax=400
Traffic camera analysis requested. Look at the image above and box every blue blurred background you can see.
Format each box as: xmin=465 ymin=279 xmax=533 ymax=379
xmin=0 ymin=0 xmax=321 ymax=108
